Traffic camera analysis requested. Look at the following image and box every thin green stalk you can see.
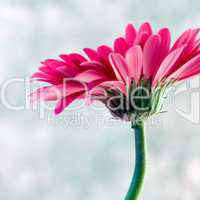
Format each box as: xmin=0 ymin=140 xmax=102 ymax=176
xmin=125 ymin=121 xmax=146 ymax=200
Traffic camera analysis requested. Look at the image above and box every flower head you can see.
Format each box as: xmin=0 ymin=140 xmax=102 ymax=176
xmin=31 ymin=22 xmax=200 ymax=121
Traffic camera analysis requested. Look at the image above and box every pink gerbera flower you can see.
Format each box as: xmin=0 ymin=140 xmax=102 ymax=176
xmin=30 ymin=22 xmax=200 ymax=200
xmin=31 ymin=22 xmax=200 ymax=121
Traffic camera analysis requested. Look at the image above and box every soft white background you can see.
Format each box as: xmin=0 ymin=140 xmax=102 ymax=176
xmin=0 ymin=0 xmax=200 ymax=199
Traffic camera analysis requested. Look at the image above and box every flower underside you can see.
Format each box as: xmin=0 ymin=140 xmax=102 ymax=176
xmin=99 ymin=79 xmax=170 ymax=121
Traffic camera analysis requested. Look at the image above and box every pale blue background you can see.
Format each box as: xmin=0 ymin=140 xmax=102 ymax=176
xmin=0 ymin=0 xmax=200 ymax=199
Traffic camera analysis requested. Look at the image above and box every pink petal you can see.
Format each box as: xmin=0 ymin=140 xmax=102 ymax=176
xmin=187 ymin=37 xmax=200 ymax=54
xmin=188 ymin=39 xmax=200 ymax=58
xmin=59 ymin=54 xmax=73 ymax=63
xmin=183 ymin=28 xmax=200 ymax=57
xmin=168 ymin=54 xmax=200 ymax=80
xmin=171 ymin=29 xmax=192 ymax=51
xmin=97 ymin=45 xmax=116 ymax=76
xmin=39 ymin=66 xmax=53 ymax=74
xmin=54 ymin=92 xmax=84 ymax=115
xmin=97 ymin=45 xmax=112 ymax=62
xmin=40 ymin=59 xmax=61 ymax=67
xmin=40 ymin=60 xmax=71 ymax=78
xmin=138 ymin=22 xmax=152 ymax=35
xmin=114 ymin=37 xmax=128 ymax=55
xmin=158 ymin=28 xmax=171 ymax=61
xmin=109 ymin=53 xmax=130 ymax=83
xmin=39 ymin=64 xmax=66 ymax=78
xmin=80 ymin=61 xmax=109 ymax=74
xmin=134 ymin=32 xmax=149 ymax=48
xmin=31 ymin=72 xmax=60 ymax=81
xmin=125 ymin=24 xmax=137 ymax=47
xmin=83 ymin=48 xmax=100 ymax=61
xmin=178 ymin=69 xmax=200 ymax=81
xmin=152 ymin=46 xmax=186 ymax=86
xmin=59 ymin=54 xmax=69 ymax=62
xmin=125 ymin=45 xmax=143 ymax=83
xmin=75 ymin=70 xmax=108 ymax=83
xmin=59 ymin=54 xmax=80 ymax=69
xmin=31 ymin=78 xmax=59 ymax=85
xmin=56 ymin=66 xmax=77 ymax=77
xmin=30 ymin=86 xmax=60 ymax=102
xmin=143 ymin=34 xmax=161 ymax=79
xmin=187 ymin=29 xmax=200 ymax=44
xmin=41 ymin=60 xmax=66 ymax=69
xmin=68 ymin=53 xmax=87 ymax=65
xmin=31 ymin=82 xmax=86 ymax=102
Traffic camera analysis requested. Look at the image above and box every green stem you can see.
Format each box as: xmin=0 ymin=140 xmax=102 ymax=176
xmin=125 ymin=121 xmax=146 ymax=200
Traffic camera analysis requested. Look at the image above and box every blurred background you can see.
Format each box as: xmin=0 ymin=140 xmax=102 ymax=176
xmin=0 ymin=0 xmax=200 ymax=199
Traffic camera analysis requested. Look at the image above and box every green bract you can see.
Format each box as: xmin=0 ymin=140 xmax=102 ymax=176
xmin=104 ymin=80 xmax=173 ymax=123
